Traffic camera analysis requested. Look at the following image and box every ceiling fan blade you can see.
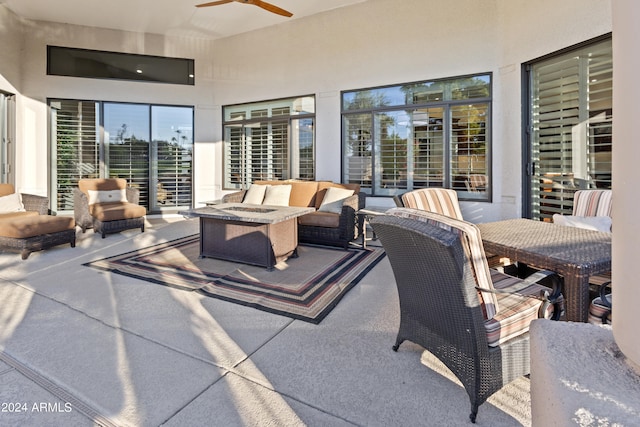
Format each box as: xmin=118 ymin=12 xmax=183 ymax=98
xmin=252 ymin=0 xmax=293 ymax=17
xmin=195 ymin=0 xmax=234 ymax=8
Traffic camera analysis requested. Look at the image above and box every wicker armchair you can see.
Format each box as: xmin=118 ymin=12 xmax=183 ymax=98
xmin=74 ymin=178 xmax=146 ymax=238
xmin=370 ymin=209 xmax=563 ymax=423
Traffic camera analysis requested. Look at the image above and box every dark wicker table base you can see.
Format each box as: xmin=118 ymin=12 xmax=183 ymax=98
xmin=199 ymin=217 xmax=299 ymax=270
xmin=0 ymin=228 xmax=76 ymax=259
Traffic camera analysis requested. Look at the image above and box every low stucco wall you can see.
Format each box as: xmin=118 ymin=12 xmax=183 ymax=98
xmin=530 ymin=320 xmax=640 ymax=426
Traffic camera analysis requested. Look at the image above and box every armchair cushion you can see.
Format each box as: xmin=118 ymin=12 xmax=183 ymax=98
xmin=298 ymin=211 xmax=341 ymax=228
xmin=0 ymin=192 xmax=25 ymax=213
xmin=89 ymin=202 xmax=147 ymax=222
xmin=0 ymin=183 xmax=15 ymax=197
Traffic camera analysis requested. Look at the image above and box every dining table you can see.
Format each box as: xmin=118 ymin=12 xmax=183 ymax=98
xmin=477 ymin=218 xmax=611 ymax=322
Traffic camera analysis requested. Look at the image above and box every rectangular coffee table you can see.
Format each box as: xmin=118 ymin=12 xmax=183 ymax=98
xmin=180 ymin=203 xmax=314 ymax=270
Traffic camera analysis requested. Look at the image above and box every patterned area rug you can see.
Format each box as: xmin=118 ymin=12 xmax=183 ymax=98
xmin=84 ymin=235 xmax=386 ymax=324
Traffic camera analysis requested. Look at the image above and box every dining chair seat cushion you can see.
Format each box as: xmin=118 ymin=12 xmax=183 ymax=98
xmin=484 ymin=270 xmax=553 ymax=347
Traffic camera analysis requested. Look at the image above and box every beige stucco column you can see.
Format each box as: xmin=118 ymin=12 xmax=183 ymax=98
xmin=612 ymin=0 xmax=640 ymax=369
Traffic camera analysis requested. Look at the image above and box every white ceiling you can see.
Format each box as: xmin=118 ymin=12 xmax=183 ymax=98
xmin=1 ymin=0 xmax=368 ymax=39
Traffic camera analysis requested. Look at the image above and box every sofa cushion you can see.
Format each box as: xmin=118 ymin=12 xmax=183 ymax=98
xmin=298 ymin=211 xmax=341 ymax=228
xmin=318 ymin=187 xmax=354 ymax=214
xmin=0 ymin=215 xmax=74 ymax=239
xmin=89 ymin=202 xmax=146 ymax=222
xmin=0 ymin=192 xmax=25 ymax=214
xmin=242 ymin=184 xmax=268 ymax=204
xmin=262 ymin=184 xmax=292 ymax=206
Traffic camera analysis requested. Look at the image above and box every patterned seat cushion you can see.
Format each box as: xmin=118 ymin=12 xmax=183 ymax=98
xmin=484 ymin=270 xmax=551 ymax=347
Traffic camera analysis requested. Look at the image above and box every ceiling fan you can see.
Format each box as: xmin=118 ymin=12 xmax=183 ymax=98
xmin=196 ymin=0 xmax=293 ymax=18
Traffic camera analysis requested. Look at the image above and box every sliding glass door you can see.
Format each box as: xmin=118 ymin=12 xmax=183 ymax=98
xmin=51 ymin=100 xmax=193 ymax=213
xmin=525 ymin=37 xmax=612 ymax=220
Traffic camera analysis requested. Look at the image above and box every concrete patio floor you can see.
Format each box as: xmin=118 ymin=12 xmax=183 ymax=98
xmin=0 ymin=216 xmax=532 ymax=426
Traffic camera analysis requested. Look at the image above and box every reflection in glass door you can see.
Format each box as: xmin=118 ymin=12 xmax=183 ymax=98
xmin=151 ymin=106 xmax=193 ymax=211
xmin=104 ymin=103 xmax=150 ymax=206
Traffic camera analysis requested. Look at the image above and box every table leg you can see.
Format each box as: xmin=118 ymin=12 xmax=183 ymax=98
xmin=562 ymin=274 xmax=591 ymax=323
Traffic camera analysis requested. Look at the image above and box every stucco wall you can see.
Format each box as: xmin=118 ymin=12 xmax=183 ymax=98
xmin=1 ymin=0 xmax=613 ymax=220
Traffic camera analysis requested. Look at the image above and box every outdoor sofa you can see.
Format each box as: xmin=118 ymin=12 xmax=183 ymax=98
xmin=221 ymin=180 xmax=364 ymax=249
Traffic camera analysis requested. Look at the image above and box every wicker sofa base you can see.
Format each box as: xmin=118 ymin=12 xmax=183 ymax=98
xmin=93 ymin=217 xmax=145 ymax=238
xmin=0 ymin=228 xmax=76 ymax=260
xmin=298 ymin=225 xmax=357 ymax=250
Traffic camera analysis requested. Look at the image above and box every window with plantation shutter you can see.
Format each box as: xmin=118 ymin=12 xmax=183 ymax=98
xmin=527 ymin=37 xmax=612 ymax=221
xmin=342 ymin=74 xmax=491 ymax=200
xmin=50 ymin=100 xmax=100 ymax=211
xmin=50 ymin=100 xmax=193 ymax=213
xmin=223 ymin=96 xmax=315 ymax=189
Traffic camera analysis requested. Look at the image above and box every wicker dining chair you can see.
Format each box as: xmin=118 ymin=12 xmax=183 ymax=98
xmin=370 ymin=208 xmax=563 ymax=423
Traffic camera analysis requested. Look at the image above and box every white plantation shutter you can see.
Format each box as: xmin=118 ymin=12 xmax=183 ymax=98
xmin=530 ymin=38 xmax=612 ymax=221
xmin=223 ymin=97 xmax=315 ymax=189
xmin=51 ymin=100 xmax=100 ymax=211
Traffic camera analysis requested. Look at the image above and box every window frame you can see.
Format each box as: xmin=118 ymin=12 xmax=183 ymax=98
xmin=222 ymin=95 xmax=316 ymax=190
xmin=341 ymin=73 xmax=492 ymax=202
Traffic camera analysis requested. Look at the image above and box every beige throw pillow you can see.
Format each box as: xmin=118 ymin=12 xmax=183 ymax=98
xmin=242 ymin=184 xmax=268 ymax=204
xmin=318 ymin=187 xmax=354 ymax=214
xmin=262 ymin=184 xmax=292 ymax=206
xmin=0 ymin=192 xmax=25 ymax=213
